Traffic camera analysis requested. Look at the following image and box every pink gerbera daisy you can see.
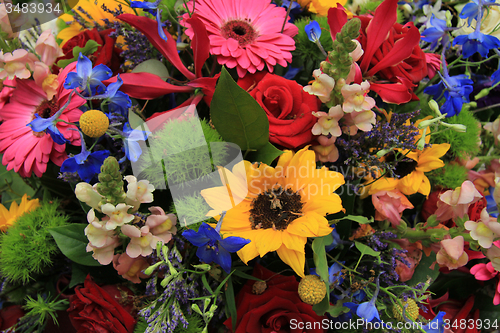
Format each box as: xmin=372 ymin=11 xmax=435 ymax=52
xmin=181 ymin=0 xmax=299 ymax=77
xmin=0 ymin=64 xmax=84 ymax=177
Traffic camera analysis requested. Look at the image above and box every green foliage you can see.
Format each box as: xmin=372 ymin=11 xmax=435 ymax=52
xmin=427 ymin=163 xmax=468 ymax=190
xmin=139 ymin=117 xmax=227 ymax=189
xmin=0 ymin=201 xmax=69 ymax=284
xmin=211 ymin=67 xmax=270 ymax=151
xmin=56 ymin=40 xmax=101 ymax=68
xmin=134 ymin=318 xmax=148 ymax=333
xmin=13 ymin=294 xmax=69 ymax=333
xmin=293 ymin=16 xmax=334 ymax=77
xmin=0 ymin=154 xmax=36 ymax=206
xmin=245 ymin=142 xmax=283 ymax=165
xmin=169 ymin=193 xmax=213 ymax=228
xmin=96 ymin=156 xmax=127 ymax=205
xmin=357 ymin=0 xmax=383 ymax=15
xmin=49 ymin=224 xmax=100 ymax=266
xmin=428 ymin=110 xmax=481 ymax=159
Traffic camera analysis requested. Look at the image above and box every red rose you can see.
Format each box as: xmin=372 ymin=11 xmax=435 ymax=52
xmin=467 ymin=196 xmax=487 ymax=221
xmin=224 ymin=264 xmax=326 ymax=333
xmin=239 ymin=73 xmax=320 ymax=149
xmin=58 ymin=28 xmax=122 ymax=74
xmin=67 ymin=275 xmax=136 ymax=333
xmin=0 ymin=305 xmax=24 ymax=330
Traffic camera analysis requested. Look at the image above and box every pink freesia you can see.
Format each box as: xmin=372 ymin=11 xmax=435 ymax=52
xmin=181 ymin=0 xmax=298 ymax=78
xmin=435 ymin=180 xmax=483 ymax=222
xmin=436 ymin=236 xmax=469 ymax=270
xmin=0 ymin=63 xmax=84 ymax=177
xmin=35 ymin=30 xmax=63 ymax=67
xmin=372 ymin=189 xmax=414 ymax=227
xmin=146 ymin=206 xmax=177 ymax=244
xmin=0 ymin=49 xmax=38 ymax=80
xmin=113 ymin=253 xmax=150 ymax=284
xmin=464 ymin=208 xmax=500 ymax=248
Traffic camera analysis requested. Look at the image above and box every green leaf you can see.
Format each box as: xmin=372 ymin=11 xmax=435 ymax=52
xmin=311 ymin=234 xmax=333 ymax=315
xmin=48 ymin=224 xmax=101 ymax=266
xmin=406 ymin=251 xmax=440 ymax=287
xmin=70 ymin=263 xmax=88 ymax=287
xmin=56 ymin=40 xmax=101 ymax=68
xmin=210 ymin=67 xmax=269 ymax=151
xmin=338 ymin=215 xmax=374 ymax=225
xmin=354 ymin=241 xmax=380 ymax=258
xmin=225 ymin=276 xmax=237 ymax=331
xmin=245 ymin=142 xmax=283 ymax=165
xmin=327 ymin=300 xmax=350 ymax=318
xmin=0 ymin=155 xmax=36 ymax=206
xmin=132 ymin=59 xmax=170 ymax=81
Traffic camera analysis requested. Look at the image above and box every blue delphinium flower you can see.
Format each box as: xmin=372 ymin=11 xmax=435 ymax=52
xmin=305 ymin=21 xmax=322 ymax=42
xmin=64 ymin=53 xmax=112 ymax=95
xmin=60 ymin=131 xmax=110 ymax=182
xmin=27 ymin=92 xmax=76 ymax=145
xmin=459 ymin=0 xmax=496 ymax=27
xmin=91 ymin=74 xmax=132 ymax=117
xmin=424 ymin=55 xmax=474 ymax=117
xmin=356 ymin=274 xmax=381 ymax=322
xmin=130 ymin=0 xmax=168 ymax=41
xmin=281 ymin=0 xmax=302 ymax=22
xmin=491 ymin=68 xmax=500 ymax=86
xmin=182 ymin=212 xmax=251 ymax=273
xmin=421 ymin=15 xmax=451 ymax=50
xmin=453 ymin=30 xmax=500 ymax=58
xmin=121 ymin=122 xmax=151 ymax=162
xmin=423 ymin=311 xmax=446 ymax=333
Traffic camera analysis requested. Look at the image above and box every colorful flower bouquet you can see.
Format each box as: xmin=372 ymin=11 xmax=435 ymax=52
xmin=1 ymin=0 xmax=500 ymax=331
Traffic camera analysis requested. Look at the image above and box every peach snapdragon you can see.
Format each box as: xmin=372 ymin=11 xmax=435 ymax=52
xmin=0 ymin=49 xmax=37 ymax=80
xmin=100 ymin=203 xmax=135 ymax=230
xmin=303 ymin=69 xmax=335 ymax=103
xmin=34 ymin=30 xmax=63 ymax=67
xmin=341 ymin=81 xmax=376 ymax=113
xmin=311 ymin=105 xmax=343 ymax=137
xmin=436 ymin=236 xmax=469 ymax=270
xmin=435 ymin=180 xmax=483 ymax=222
xmin=465 ymin=208 xmax=500 ymax=248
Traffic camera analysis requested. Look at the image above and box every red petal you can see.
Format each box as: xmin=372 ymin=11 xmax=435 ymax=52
xmin=359 ymin=0 xmax=398 ymax=73
xmin=366 ymin=23 xmax=421 ymax=77
xmin=104 ymin=73 xmax=194 ymax=100
xmin=186 ymin=14 xmax=210 ymax=78
xmin=327 ymin=4 xmax=348 ymax=41
xmin=370 ymin=77 xmax=415 ymax=104
xmin=117 ymin=14 xmax=196 ymax=80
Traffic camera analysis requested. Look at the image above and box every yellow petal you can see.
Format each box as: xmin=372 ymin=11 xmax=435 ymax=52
xmin=398 ymin=171 xmax=424 ymax=195
xmin=302 ymin=193 xmax=343 ymax=216
xmin=282 ymin=232 xmax=307 ymax=253
xmin=302 ymin=167 xmax=345 ymax=199
xmin=418 ymin=175 xmax=432 ymax=197
xmin=255 ymin=229 xmax=283 ymax=257
xmin=237 ymin=241 xmax=259 ymax=264
xmin=277 ymin=245 xmax=306 ymax=277
xmin=287 ymin=214 xmax=320 ymax=237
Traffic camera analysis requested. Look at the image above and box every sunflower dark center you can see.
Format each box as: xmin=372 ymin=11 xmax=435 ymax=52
xmin=250 ymin=186 xmax=303 ymax=231
xmin=385 ymin=153 xmax=418 ymax=178
xmin=221 ymin=20 xmax=257 ymax=46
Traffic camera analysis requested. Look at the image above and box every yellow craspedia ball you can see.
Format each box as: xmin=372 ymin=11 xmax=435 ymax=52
xmin=393 ymin=299 xmax=419 ymax=322
xmin=79 ymin=110 xmax=109 ymax=138
xmin=298 ymin=275 xmax=326 ymax=305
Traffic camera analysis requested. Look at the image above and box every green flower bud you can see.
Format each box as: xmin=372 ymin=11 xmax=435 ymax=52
xmin=441 ymin=122 xmax=467 ymax=133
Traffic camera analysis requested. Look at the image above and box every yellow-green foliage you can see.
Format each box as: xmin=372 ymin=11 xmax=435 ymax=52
xmin=0 ymin=201 xmax=69 ymax=284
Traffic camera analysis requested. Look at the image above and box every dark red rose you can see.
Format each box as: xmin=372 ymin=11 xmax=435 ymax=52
xmin=58 ymin=28 xmax=122 ymax=74
xmin=67 ymin=275 xmax=136 ymax=333
xmin=468 ymin=196 xmax=487 ymax=221
xmin=421 ymin=190 xmax=447 ymax=222
xmin=0 ymin=305 xmax=24 ymax=330
xmin=239 ymin=73 xmax=320 ymax=149
xmin=224 ymin=264 xmax=327 ymax=333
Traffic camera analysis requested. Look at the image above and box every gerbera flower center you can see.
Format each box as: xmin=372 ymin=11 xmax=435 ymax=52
xmin=250 ymin=187 xmax=303 ymax=231
xmin=221 ymin=20 xmax=257 ymax=46
xmin=32 ymin=99 xmax=59 ymax=137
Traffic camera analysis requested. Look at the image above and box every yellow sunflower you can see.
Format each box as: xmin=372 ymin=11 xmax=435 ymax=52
xmin=201 ymin=147 xmax=345 ymax=277
xmin=0 ymin=194 xmax=40 ymax=232
xmin=296 ymin=0 xmax=350 ymax=17
xmin=57 ymin=0 xmax=136 ymax=46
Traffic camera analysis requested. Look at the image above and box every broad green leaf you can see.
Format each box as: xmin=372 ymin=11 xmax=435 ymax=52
xmin=246 ymin=142 xmax=283 ymax=165
xmin=406 ymin=252 xmax=440 ymax=287
xmin=132 ymin=59 xmax=170 ymax=81
xmin=49 ymin=224 xmax=101 ymax=266
xmin=354 ymin=241 xmax=380 ymax=258
xmin=0 ymin=155 xmax=36 ymax=205
xmin=338 ymin=215 xmax=373 ymax=225
xmin=327 ymin=300 xmax=350 ymax=318
xmin=210 ymin=67 xmax=269 ymax=151
xmin=311 ymin=234 xmax=333 ymax=315
xmin=70 ymin=263 xmax=88 ymax=287
xmin=56 ymin=40 xmax=101 ymax=68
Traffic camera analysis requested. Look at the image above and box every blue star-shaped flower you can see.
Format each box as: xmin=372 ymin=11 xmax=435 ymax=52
xmin=130 ymin=0 xmax=168 ymax=41
xmin=91 ymin=74 xmax=132 ymax=116
xmin=182 ymin=215 xmax=250 ymax=273
xmin=60 ymin=132 xmax=110 ymax=182
xmin=453 ymin=30 xmax=500 ymax=58
xmin=459 ymin=0 xmax=496 ymax=27
xmin=305 ymin=21 xmax=322 ymax=43
xmin=27 ymin=92 xmax=76 ymax=145
xmin=423 ymin=311 xmax=446 ymax=333
xmin=421 ymin=15 xmax=451 ymax=50
xmin=64 ymin=53 xmax=112 ymax=96
xmin=122 ymin=122 xmax=151 ymax=162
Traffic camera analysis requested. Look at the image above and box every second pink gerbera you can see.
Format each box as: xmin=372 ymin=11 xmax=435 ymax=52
xmin=181 ymin=0 xmax=299 ymax=77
